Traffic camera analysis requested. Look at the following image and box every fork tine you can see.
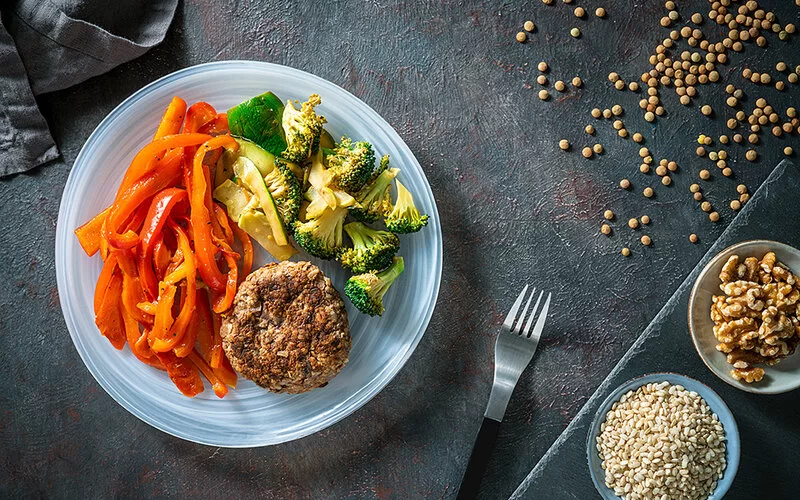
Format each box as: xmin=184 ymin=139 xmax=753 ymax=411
xmin=502 ymin=285 xmax=529 ymax=330
xmin=512 ymin=288 xmax=535 ymax=335
xmin=528 ymin=292 xmax=552 ymax=340
xmin=521 ymin=290 xmax=544 ymax=337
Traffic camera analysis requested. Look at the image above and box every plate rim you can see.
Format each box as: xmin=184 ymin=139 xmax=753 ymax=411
xmin=55 ymin=60 xmax=443 ymax=447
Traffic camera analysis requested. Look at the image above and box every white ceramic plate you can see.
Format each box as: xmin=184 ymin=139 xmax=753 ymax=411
xmin=55 ymin=61 xmax=442 ymax=447
xmin=688 ymin=240 xmax=800 ymax=394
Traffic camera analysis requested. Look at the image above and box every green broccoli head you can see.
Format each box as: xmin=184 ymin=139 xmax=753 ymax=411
xmin=292 ymin=205 xmax=348 ymax=260
xmin=384 ymin=179 xmax=429 ymax=233
xmin=338 ymin=222 xmax=400 ymax=273
xmin=344 ymin=257 xmax=405 ymax=316
xmin=323 ymin=137 xmax=376 ymax=193
xmin=350 ymin=158 xmax=399 ymax=223
xmin=264 ymin=158 xmax=302 ymax=226
xmin=281 ymin=94 xmax=326 ymax=163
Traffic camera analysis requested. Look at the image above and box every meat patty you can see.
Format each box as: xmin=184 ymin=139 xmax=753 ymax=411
xmin=221 ymin=261 xmax=351 ymax=394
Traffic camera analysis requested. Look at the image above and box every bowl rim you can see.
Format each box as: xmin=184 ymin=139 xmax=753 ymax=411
xmin=586 ymin=372 xmax=740 ymax=500
xmin=687 ymin=239 xmax=800 ymax=395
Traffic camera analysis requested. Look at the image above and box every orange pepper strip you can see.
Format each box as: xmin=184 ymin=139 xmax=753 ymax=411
xmin=116 ymin=133 xmax=210 ymax=200
xmin=215 ymin=356 xmax=238 ymax=388
xmin=153 ymin=97 xmax=187 ymax=140
xmin=122 ymin=272 xmax=154 ymax=327
xmin=209 ymin=309 xmax=224 ymax=369
xmin=121 ymin=307 xmax=163 ymax=370
xmin=154 ymin=351 xmax=204 ymax=397
xmin=188 ymin=350 xmax=228 ymax=398
xmin=229 ymin=212 xmax=253 ymax=279
xmin=173 ymin=309 xmax=199 ymax=359
xmin=151 ymin=225 xmax=196 ymax=353
xmin=93 ymin=253 xmax=119 ymax=316
xmin=200 ymin=113 xmax=229 ymax=136
xmin=148 ymin=283 xmax=176 ymax=346
xmin=189 ymin=136 xmax=238 ymax=292
xmin=105 ymin=149 xmax=184 ymax=249
xmin=75 ymin=206 xmax=111 ymax=257
xmin=152 ymin=236 xmax=171 ymax=280
xmin=184 ymin=102 xmax=218 ymax=134
xmin=136 ymin=301 xmax=157 ymax=316
xmin=195 ymin=288 xmax=215 ymax=360
xmin=213 ymin=203 xmax=235 ymax=244
xmin=211 ymin=251 xmax=238 ymax=313
xmin=94 ymin=271 xmax=127 ymax=350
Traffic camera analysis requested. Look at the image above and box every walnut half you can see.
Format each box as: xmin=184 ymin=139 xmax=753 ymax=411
xmin=710 ymin=251 xmax=800 ymax=383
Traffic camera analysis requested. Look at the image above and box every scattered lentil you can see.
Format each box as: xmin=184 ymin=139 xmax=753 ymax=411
xmin=555 ymin=80 xmax=566 ymax=92
xmin=537 ymin=75 xmax=547 ymax=85
xmin=600 ymin=223 xmax=612 ymax=235
xmin=572 ymin=77 xmax=582 ymax=88
xmin=640 ymin=235 xmax=652 ymax=246
xmin=515 ymin=32 xmax=527 ymax=43
xmin=628 ymin=218 xmax=639 ymax=229
xmin=582 ymin=147 xmax=593 ymax=158
xmin=524 ymin=20 xmax=535 ymax=32
xmin=538 ymin=89 xmax=550 ymax=100
xmin=570 ymin=27 xmax=581 ymax=38
xmin=701 ymin=104 xmax=713 ymax=116
xmin=620 ymin=178 xmax=631 ymax=189
xmin=593 ymin=144 xmax=604 ymax=154
xmin=689 ymin=233 xmax=699 ymax=243
xmin=559 ymin=139 xmax=570 ymax=150
xmin=731 ymin=200 xmax=742 ymax=211
xmin=709 ymin=211 xmax=720 ymax=222
xmin=640 ymin=215 xmax=651 ymax=225
xmin=643 ymin=187 xmax=654 ymax=198
xmin=632 ymin=133 xmax=643 ymax=143
xmin=621 ymin=247 xmax=631 ymax=256
xmin=785 ymin=147 xmax=794 ymax=156
xmin=746 ymin=149 xmax=757 ymax=161
xmin=700 ymin=169 xmax=711 ymax=180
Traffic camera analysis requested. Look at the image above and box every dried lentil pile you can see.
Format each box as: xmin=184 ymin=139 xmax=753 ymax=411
xmin=514 ymin=0 xmax=799 ymax=257
xmin=597 ymin=381 xmax=727 ymax=500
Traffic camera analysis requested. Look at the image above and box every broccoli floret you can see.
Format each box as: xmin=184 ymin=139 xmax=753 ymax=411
xmin=323 ymin=137 xmax=376 ymax=193
xmin=344 ymin=257 xmax=405 ymax=316
xmin=264 ymin=158 xmax=302 ymax=226
xmin=338 ymin=222 xmax=400 ymax=273
xmin=350 ymin=158 xmax=399 ymax=223
xmin=292 ymin=206 xmax=349 ymax=259
xmin=384 ymin=179 xmax=428 ymax=233
xmin=281 ymin=94 xmax=326 ymax=163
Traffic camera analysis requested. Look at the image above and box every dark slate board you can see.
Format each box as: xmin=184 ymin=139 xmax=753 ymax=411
xmin=511 ymin=160 xmax=800 ymax=500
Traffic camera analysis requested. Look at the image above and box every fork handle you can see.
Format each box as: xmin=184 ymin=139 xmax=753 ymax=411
xmin=456 ymin=417 xmax=501 ymax=499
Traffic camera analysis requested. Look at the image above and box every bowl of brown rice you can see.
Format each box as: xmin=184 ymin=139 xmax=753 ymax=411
xmin=586 ymin=373 xmax=739 ymax=500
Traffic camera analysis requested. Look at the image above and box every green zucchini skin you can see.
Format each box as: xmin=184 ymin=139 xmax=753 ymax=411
xmin=227 ymin=92 xmax=287 ymax=157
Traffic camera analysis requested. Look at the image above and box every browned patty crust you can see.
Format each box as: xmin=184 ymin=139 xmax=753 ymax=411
xmin=221 ymin=261 xmax=351 ymax=393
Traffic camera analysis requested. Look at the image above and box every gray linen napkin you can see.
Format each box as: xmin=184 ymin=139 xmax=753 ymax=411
xmin=0 ymin=0 xmax=178 ymax=177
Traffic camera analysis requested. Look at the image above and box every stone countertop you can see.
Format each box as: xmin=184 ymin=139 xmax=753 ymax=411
xmin=1 ymin=1 xmax=798 ymax=498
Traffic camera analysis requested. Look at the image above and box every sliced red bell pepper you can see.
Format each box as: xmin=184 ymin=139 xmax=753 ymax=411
xmin=152 ymin=236 xmax=171 ymax=280
xmin=151 ymin=225 xmax=196 ymax=353
xmin=185 ymin=102 xmax=218 ymax=134
xmin=121 ymin=306 xmax=163 ymax=369
xmin=105 ymin=149 xmax=183 ymax=249
xmin=188 ymin=350 xmax=228 ymax=398
xmin=116 ymin=133 xmax=210 ymax=199
xmin=148 ymin=282 xmax=176 ymax=347
xmin=189 ymin=136 xmax=238 ymax=292
xmin=94 ymin=253 xmax=119 ymax=316
xmin=154 ymin=351 xmax=204 ymax=397
xmin=94 ymin=270 xmax=127 ymax=350
xmin=153 ymin=97 xmax=187 ymax=140
xmin=75 ymin=206 xmax=111 ymax=257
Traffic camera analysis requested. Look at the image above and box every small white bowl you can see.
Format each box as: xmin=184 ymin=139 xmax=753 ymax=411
xmin=688 ymin=240 xmax=800 ymax=394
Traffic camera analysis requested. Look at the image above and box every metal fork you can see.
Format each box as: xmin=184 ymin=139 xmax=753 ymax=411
xmin=457 ymin=285 xmax=552 ymax=499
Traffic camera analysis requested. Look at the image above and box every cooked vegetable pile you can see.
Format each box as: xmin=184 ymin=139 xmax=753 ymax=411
xmin=216 ymin=92 xmax=429 ymax=316
xmin=74 ymin=97 xmax=246 ymax=398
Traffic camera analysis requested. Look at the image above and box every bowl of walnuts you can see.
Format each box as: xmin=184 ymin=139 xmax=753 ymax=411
xmin=689 ymin=240 xmax=800 ymax=394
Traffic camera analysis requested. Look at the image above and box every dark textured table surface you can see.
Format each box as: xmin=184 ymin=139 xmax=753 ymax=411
xmin=2 ymin=1 xmax=798 ymax=498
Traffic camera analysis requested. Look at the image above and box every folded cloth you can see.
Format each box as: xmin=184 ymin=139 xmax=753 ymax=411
xmin=0 ymin=0 xmax=178 ymax=177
